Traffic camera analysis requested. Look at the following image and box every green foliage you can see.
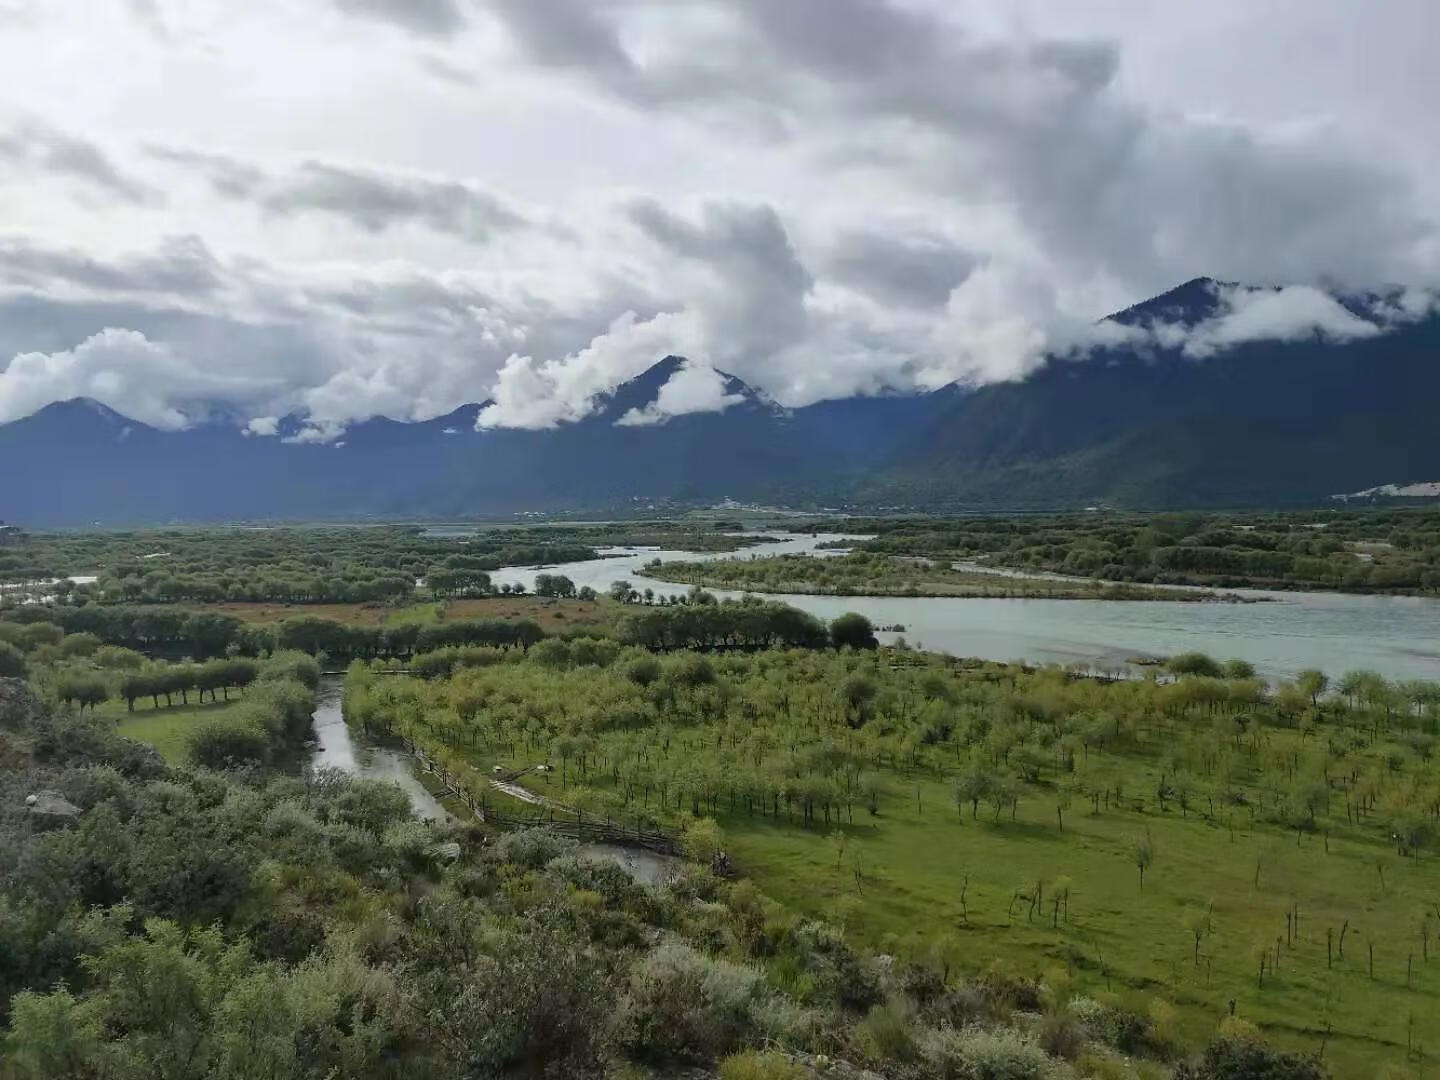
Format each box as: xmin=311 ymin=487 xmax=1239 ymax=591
xmin=831 ymin=612 xmax=878 ymax=650
xmin=621 ymin=941 xmax=762 ymax=1062
xmin=1174 ymin=1036 xmax=1328 ymax=1080
xmin=0 ymin=641 xmax=27 ymax=678
xmin=806 ymin=509 xmax=1440 ymax=594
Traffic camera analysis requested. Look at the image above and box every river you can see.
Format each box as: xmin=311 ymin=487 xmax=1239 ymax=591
xmin=307 ymin=680 xmax=455 ymax=821
xmin=479 ymin=532 xmax=1440 ymax=683
xmin=304 ymin=679 xmax=682 ymax=881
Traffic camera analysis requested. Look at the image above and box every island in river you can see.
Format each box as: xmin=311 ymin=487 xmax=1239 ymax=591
xmin=642 ymin=550 xmax=1260 ymax=602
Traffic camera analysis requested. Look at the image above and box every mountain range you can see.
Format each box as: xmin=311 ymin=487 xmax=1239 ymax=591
xmin=2 ymin=278 xmax=1437 ymax=526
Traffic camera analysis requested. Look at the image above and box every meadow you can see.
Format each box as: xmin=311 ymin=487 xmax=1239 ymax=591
xmin=348 ymin=644 xmax=1440 ymax=1078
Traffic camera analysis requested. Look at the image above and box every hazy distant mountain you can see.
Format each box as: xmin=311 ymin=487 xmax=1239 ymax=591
xmin=3 ymin=279 xmax=1438 ymax=525
xmin=0 ymin=355 xmax=944 ymax=525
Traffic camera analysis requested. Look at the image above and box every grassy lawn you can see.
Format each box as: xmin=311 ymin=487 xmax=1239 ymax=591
xmin=425 ymin=725 xmax=1440 ymax=1078
xmin=99 ymin=696 xmax=239 ymax=764
xmin=719 ymin=777 xmax=1439 ymax=1078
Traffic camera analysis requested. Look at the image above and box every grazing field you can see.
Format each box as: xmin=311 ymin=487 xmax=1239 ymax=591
xmin=349 ymin=644 xmax=1440 ymax=1078
xmin=107 ymin=697 xmax=240 ymax=763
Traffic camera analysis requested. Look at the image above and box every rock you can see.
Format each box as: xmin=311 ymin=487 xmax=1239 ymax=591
xmin=27 ymin=789 xmax=82 ymax=820
xmin=426 ymin=841 xmax=462 ymax=864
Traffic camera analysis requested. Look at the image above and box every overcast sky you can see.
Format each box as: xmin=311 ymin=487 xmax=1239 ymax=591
xmin=0 ymin=0 xmax=1436 ymax=432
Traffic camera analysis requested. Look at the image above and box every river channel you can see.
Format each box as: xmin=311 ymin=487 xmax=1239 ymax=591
xmin=473 ymin=532 xmax=1440 ymax=683
xmin=305 ymin=679 xmax=682 ymax=881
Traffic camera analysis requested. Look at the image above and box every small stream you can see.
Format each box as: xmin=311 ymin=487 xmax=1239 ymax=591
xmin=304 ymin=679 xmax=683 ymax=882
xmin=307 ymin=680 xmax=454 ymax=822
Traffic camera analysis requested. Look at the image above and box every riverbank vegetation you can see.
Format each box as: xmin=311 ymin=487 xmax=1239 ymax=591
xmin=801 ymin=509 xmax=1440 ymax=594
xmin=0 ymin=653 xmax=1310 ymax=1078
xmin=645 ymin=551 xmax=1235 ymax=601
xmin=349 ymin=643 xmax=1440 ymax=1078
xmin=0 ymin=521 xmax=777 ymax=607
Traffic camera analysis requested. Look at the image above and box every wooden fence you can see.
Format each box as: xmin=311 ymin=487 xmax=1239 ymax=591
xmin=395 ymin=734 xmax=682 ymax=856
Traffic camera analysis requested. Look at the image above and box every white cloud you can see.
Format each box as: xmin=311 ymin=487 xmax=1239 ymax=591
xmin=0 ymin=0 xmax=1435 ymax=436
xmin=243 ymin=415 xmax=279 ymax=436
xmin=0 ymin=328 xmax=269 ymax=428
xmin=478 ymin=310 xmax=705 ymax=429
xmin=616 ymin=360 xmax=748 ymax=425
xmin=1182 ymin=285 xmax=1382 ymax=358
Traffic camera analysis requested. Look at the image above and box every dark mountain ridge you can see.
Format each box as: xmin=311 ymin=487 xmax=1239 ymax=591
xmin=2 ymin=279 xmax=1437 ymax=525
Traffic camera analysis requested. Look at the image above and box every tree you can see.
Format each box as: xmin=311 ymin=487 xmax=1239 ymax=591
xmin=1168 ymin=652 xmax=1222 ymax=678
xmin=830 ymin=612 xmax=878 ymax=650
xmin=0 ymin=641 xmax=27 ymax=678
xmin=1297 ymin=669 xmax=1329 ymax=707
xmin=534 ymin=574 xmax=577 ymax=599
xmin=1134 ymin=832 xmax=1154 ymax=891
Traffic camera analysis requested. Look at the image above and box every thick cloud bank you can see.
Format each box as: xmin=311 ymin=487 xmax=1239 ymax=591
xmin=0 ymin=0 xmax=1436 ymax=436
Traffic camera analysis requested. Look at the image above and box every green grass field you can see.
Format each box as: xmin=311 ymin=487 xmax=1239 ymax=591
xmin=719 ymin=774 xmax=1438 ymax=1078
xmin=427 ymin=718 xmax=1440 ymax=1079
xmin=101 ymin=696 xmax=239 ymax=764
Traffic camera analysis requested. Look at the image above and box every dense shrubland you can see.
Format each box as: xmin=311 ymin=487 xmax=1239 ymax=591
xmin=802 ymin=509 xmax=1440 ymax=593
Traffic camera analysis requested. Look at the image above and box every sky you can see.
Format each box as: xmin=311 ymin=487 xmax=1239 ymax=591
xmin=0 ymin=0 xmax=1436 ymax=434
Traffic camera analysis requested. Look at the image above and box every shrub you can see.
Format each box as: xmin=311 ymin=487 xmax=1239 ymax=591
xmin=918 ymin=1025 xmax=1062 ymax=1080
xmin=621 ymin=940 xmax=761 ymax=1062
xmin=1173 ymin=1036 xmax=1327 ymax=1080
xmin=1037 ymin=1011 xmax=1087 ymax=1061
xmin=492 ymin=828 xmax=577 ymax=870
xmin=188 ymin=718 xmax=270 ymax=770
xmin=720 ymin=1050 xmax=807 ymax=1080
xmin=0 ymin=641 xmax=27 ymax=679
xmin=855 ymin=999 xmax=918 ymax=1062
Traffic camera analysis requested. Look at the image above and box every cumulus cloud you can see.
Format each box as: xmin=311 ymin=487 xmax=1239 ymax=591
xmin=261 ymin=162 xmax=531 ymax=242
xmin=243 ymin=416 xmax=280 ymax=437
xmin=478 ymin=0 xmax=1434 ymax=289
xmin=479 ymin=310 xmax=705 ymax=429
xmin=825 ymin=230 xmax=977 ymax=309
xmin=0 ymin=120 xmax=158 ymax=205
xmin=0 ymin=0 xmax=1436 ymax=438
xmin=334 ymin=0 xmax=468 ymax=37
xmin=0 ymin=328 xmax=271 ymax=428
xmin=1180 ymin=285 xmax=1384 ymax=358
xmin=616 ymin=360 xmax=749 ymax=426
xmin=150 ymin=149 xmax=534 ymax=246
xmin=0 ymin=234 xmax=223 ymax=297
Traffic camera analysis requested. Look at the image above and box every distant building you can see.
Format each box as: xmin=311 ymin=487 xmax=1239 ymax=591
xmin=0 ymin=521 xmax=22 ymax=545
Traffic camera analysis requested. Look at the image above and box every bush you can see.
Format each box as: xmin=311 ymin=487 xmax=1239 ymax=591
xmin=621 ymin=940 xmax=761 ymax=1062
xmin=1037 ymin=1010 xmax=1087 ymax=1061
xmin=492 ymin=828 xmax=577 ymax=870
xmin=1173 ymin=1036 xmax=1328 ymax=1080
xmin=188 ymin=718 xmax=270 ymax=769
xmin=918 ymin=1025 xmax=1062 ymax=1080
xmin=855 ymin=998 xmax=918 ymax=1062
xmin=720 ymin=1050 xmax=807 ymax=1080
xmin=0 ymin=641 xmax=27 ymax=678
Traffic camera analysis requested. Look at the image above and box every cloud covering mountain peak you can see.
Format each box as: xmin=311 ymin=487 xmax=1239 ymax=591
xmin=0 ymin=0 xmax=1436 ymax=437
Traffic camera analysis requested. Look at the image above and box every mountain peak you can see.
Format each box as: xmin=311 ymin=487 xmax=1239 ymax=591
xmin=21 ymin=397 xmax=141 ymax=429
xmin=1106 ymin=277 xmax=1233 ymax=328
xmin=593 ymin=355 xmax=763 ymax=421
